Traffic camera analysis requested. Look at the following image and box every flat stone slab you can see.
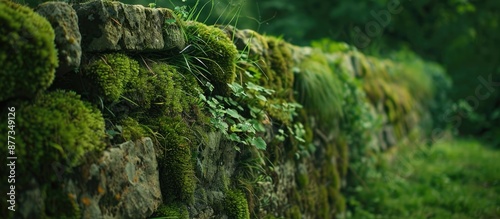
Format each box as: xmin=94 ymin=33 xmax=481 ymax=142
xmin=73 ymin=0 xmax=185 ymax=52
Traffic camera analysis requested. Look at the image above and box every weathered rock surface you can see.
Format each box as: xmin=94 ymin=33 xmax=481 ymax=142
xmin=36 ymin=2 xmax=82 ymax=75
xmin=73 ymin=0 xmax=185 ymax=52
xmin=72 ymin=138 xmax=162 ymax=219
xmin=192 ymin=132 xmax=237 ymax=219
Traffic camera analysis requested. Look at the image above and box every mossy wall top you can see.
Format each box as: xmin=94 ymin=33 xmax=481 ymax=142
xmin=0 ymin=1 xmax=450 ymax=219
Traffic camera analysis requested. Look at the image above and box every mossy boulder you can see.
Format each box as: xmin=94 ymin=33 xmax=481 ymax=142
xmin=184 ymin=21 xmax=238 ymax=95
xmin=0 ymin=0 xmax=58 ymax=102
xmin=10 ymin=90 xmax=105 ymax=179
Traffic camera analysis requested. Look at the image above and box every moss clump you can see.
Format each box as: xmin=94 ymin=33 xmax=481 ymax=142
xmin=151 ymin=202 xmax=189 ymax=219
xmin=0 ymin=0 xmax=58 ymax=102
xmin=265 ymin=36 xmax=294 ymax=95
xmin=155 ymin=117 xmax=196 ymax=203
xmin=119 ymin=117 xmax=147 ymax=142
xmin=85 ymin=53 xmax=139 ymax=102
xmin=294 ymin=50 xmax=344 ymax=126
xmin=124 ymin=62 xmax=199 ymax=117
xmin=224 ymin=189 xmax=250 ymax=219
xmin=184 ymin=21 xmax=238 ymax=95
xmin=13 ymin=90 xmax=105 ymax=176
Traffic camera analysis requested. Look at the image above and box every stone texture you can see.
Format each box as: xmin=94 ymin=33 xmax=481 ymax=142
xmin=191 ymin=131 xmax=237 ymax=218
xmin=35 ymin=1 xmax=82 ymax=75
xmin=70 ymin=138 xmax=162 ymax=219
xmin=73 ymin=0 xmax=185 ymax=52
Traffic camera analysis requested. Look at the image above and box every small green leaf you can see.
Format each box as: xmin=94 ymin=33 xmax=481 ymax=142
xmin=250 ymin=137 xmax=266 ymax=150
xmin=256 ymin=94 xmax=267 ymax=101
xmin=226 ymin=109 xmax=241 ymax=119
xmin=251 ymin=121 xmax=266 ymax=132
xmin=228 ymin=83 xmax=244 ymax=94
xmin=228 ymin=133 xmax=241 ymax=142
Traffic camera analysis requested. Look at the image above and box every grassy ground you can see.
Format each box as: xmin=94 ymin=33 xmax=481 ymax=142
xmin=347 ymin=139 xmax=500 ymax=219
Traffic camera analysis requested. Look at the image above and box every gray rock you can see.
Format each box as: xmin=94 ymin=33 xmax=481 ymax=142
xmin=73 ymin=0 xmax=185 ymax=52
xmin=70 ymin=138 xmax=162 ymax=219
xmin=35 ymin=2 xmax=82 ymax=75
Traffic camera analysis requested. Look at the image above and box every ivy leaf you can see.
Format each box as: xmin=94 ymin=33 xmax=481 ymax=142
xmin=256 ymin=94 xmax=267 ymax=101
xmin=228 ymin=83 xmax=244 ymax=95
xmin=228 ymin=133 xmax=241 ymax=142
xmin=249 ymin=137 xmax=267 ymax=150
xmin=250 ymin=120 xmax=266 ymax=132
xmin=238 ymin=122 xmax=253 ymax=132
xmin=226 ymin=109 xmax=241 ymax=119
xmin=246 ymin=82 xmax=263 ymax=91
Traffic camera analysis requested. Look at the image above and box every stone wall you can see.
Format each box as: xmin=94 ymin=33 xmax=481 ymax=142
xmin=0 ymin=0 xmax=450 ymax=218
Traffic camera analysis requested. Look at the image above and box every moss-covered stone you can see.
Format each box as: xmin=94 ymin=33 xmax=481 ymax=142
xmin=224 ymin=189 xmax=250 ymax=219
xmin=0 ymin=0 xmax=58 ymax=102
xmin=85 ymin=53 xmax=139 ymax=102
xmin=184 ymin=21 xmax=238 ymax=95
xmin=13 ymin=90 xmax=105 ymax=173
xmin=151 ymin=202 xmax=189 ymax=219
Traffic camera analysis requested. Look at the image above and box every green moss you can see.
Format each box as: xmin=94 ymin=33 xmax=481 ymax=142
xmin=265 ymin=36 xmax=294 ymax=94
xmin=85 ymin=53 xmax=139 ymax=102
xmin=119 ymin=117 xmax=147 ymax=141
xmin=124 ymin=63 xmax=183 ymax=116
xmin=151 ymin=202 xmax=189 ymax=219
xmin=293 ymin=49 xmax=344 ymax=126
xmin=224 ymin=189 xmax=250 ymax=219
xmin=329 ymin=187 xmax=346 ymax=214
xmin=317 ymin=186 xmax=331 ymax=218
xmin=0 ymin=0 xmax=57 ymax=102
xmin=184 ymin=21 xmax=238 ymax=95
xmin=296 ymin=172 xmax=309 ymax=190
xmin=155 ymin=117 xmax=196 ymax=203
xmin=284 ymin=205 xmax=301 ymax=219
xmin=13 ymin=90 xmax=105 ymax=177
